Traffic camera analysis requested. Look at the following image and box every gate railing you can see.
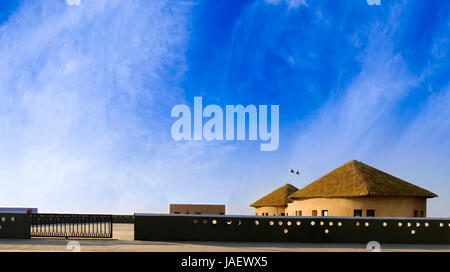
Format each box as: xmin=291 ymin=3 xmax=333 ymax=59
xmin=30 ymin=214 xmax=113 ymax=238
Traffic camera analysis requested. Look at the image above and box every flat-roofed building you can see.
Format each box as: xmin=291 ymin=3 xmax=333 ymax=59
xmin=0 ymin=207 xmax=38 ymax=214
xmin=169 ymin=204 xmax=225 ymax=215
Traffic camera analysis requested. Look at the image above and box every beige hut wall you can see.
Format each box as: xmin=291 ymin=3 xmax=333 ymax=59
xmin=254 ymin=206 xmax=287 ymax=216
xmin=285 ymin=196 xmax=427 ymax=217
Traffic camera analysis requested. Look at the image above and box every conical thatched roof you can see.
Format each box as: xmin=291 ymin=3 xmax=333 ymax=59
xmin=289 ymin=160 xmax=437 ymax=200
xmin=250 ymin=184 xmax=299 ymax=207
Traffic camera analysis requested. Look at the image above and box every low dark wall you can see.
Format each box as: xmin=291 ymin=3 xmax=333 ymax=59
xmin=135 ymin=214 xmax=450 ymax=244
xmin=0 ymin=213 xmax=30 ymax=239
xmin=112 ymin=215 xmax=135 ymax=224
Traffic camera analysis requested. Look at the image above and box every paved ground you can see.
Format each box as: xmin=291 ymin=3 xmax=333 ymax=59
xmin=0 ymin=224 xmax=449 ymax=252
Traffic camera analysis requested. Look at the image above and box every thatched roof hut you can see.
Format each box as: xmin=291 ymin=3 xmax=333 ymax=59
xmin=289 ymin=160 xmax=437 ymax=200
xmin=250 ymin=184 xmax=298 ymax=208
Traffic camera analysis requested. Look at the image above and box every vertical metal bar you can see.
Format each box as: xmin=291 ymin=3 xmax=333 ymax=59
xmin=110 ymin=215 xmax=113 ymax=238
xmin=100 ymin=216 xmax=102 ymax=237
xmin=97 ymin=216 xmax=99 ymax=238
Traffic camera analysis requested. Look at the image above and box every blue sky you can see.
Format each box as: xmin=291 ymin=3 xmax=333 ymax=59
xmin=0 ymin=0 xmax=449 ymax=216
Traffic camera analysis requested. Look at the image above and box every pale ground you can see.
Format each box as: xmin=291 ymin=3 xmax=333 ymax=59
xmin=0 ymin=224 xmax=449 ymax=252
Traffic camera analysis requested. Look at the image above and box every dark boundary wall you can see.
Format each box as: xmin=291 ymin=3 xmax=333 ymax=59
xmin=0 ymin=213 xmax=30 ymax=239
xmin=135 ymin=213 xmax=450 ymax=244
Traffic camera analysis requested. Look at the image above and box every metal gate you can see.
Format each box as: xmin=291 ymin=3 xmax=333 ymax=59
xmin=30 ymin=214 xmax=113 ymax=238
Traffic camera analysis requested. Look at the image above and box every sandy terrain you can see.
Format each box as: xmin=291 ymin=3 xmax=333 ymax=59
xmin=0 ymin=224 xmax=449 ymax=252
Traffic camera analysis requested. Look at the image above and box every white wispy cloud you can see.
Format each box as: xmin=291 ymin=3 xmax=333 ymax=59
xmin=0 ymin=0 xmax=447 ymax=217
xmin=0 ymin=0 xmax=224 ymax=213
xmin=264 ymin=0 xmax=308 ymax=9
xmin=288 ymin=3 xmax=450 ymax=216
xmin=0 ymin=0 xmax=287 ymax=215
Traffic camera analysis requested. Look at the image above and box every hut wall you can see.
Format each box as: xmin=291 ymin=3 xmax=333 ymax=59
xmin=286 ymin=196 xmax=427 ymax=217
xmin=254 ymin=206 xmax=287 ymax=216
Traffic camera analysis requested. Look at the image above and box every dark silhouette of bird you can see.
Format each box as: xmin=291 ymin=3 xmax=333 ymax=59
xmin=290 ymin=169 xmax=295 ymax=173
xmin=296 ymin=171 xmax=300 ymax=175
